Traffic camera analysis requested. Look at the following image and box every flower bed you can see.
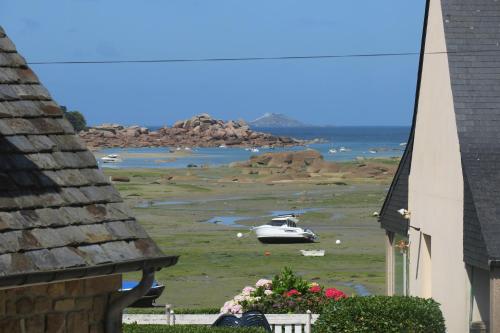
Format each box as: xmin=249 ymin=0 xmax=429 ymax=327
xmin=220 ymin=267 xmax=347 ymax=314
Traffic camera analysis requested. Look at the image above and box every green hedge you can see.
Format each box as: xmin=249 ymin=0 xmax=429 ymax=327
xmin=124 ymin=324 xmax=266 ymax=333
xmin=313 ymin=296 xmax=445 ymax=333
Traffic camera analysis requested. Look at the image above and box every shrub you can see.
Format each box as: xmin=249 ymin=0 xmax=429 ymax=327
xmin=62 ymin=106 xmax=87 ymax=132
xmin=123 ymin=324 xmax=266 ymax=333
xmin=271 ymin=267 xmax=310 ymax=295
xmin=313 ymin=296 xmax=445 ymax=333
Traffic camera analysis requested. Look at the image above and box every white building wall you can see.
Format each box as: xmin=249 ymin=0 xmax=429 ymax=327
xmin=408 ymin=0 xmax=470 ymax=331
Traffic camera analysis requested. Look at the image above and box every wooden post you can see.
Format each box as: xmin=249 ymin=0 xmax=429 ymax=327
xmin=165 ymin=304 xmax=171 ymax=325
xmin=305 ymin=310 xmax=312 ymax=333
xmin=490 ymin=267 xmax=500 ymax=333
xmin=385 ymin=231 xmax=395 ymax=296
xmin=403 ymin=251 xmax=407 ymax=296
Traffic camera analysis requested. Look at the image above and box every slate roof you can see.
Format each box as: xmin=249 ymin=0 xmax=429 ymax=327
xmin=0 ymin=26 xmax=177 ymax=287
xmin=379 ymin=0 xmax=430 ymax=236
xmin=379 ymin=142 xmax=411 ymax=235
xmin=442 ymin=0 xmax=500 ymax=267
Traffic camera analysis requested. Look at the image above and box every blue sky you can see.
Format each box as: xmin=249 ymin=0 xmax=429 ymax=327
xmin=1 ymin=1 xmax=425 ymax=126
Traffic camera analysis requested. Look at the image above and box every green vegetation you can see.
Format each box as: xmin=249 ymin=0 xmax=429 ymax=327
xmin=105 ymin=160 xmax=394 ymax=309
xmin=124 ymin=324 xmax=265 ymax=333
xmin=313 ymin=296 xmax=446 ymax=333
xmin=170 ymin=183 xmax=212 ymax=192
xmin=62 ymin=106 xmax=87 ymax=131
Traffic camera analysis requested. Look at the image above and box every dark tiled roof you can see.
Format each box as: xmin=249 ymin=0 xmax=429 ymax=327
xmin=0 ymin=26 xmax=177 ymax=286
xmin=379 ymin=142 xmax=411 ymax=235
xmin=442 ymin=0 xmax=500 ymax=267
xmin=379 ymin=0 xmax=431 ymax=236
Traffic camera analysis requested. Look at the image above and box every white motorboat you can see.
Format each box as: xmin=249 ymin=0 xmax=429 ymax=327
xmin=219 ymin=144 xmax=227 ymax=149
xmin=328 ymin=149 xmax=337 ymax=154
xmin=100 ymin=154 xmax=122 ymax=163
xmin=252 ymin=215 xmax=319 ymax=244
xmin=251 ymin=148 xmax=260 ymax=153
xmin=339 ymin=147 xmax=351 ymax=152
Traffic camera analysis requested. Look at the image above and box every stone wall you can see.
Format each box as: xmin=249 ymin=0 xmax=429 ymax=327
xmin=0 ymin=274 xmax=121 ymax=333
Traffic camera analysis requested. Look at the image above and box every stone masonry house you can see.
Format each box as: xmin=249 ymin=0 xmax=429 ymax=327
xmin=0 ymin=26 xmax=178 ymax=333
xmin=380 ymin=0 xmax=500 ymax=332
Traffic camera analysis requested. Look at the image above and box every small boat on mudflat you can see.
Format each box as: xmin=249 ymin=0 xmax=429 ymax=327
xmin=300 ymin=249 xmax=325 ymax=257
xmin=252 ymin=215 xmax=319 ymax=244
xmin=100 ymin=154 xmax=122 ymax=163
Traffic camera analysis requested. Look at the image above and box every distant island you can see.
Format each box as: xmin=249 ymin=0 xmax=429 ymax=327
xmin=249 ymin=113 xmax=308 ymax=128
xmin=79 ymin=114 xmax=303 ymax=149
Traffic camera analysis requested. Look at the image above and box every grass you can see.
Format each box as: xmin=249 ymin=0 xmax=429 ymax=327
xmin=104 ymin=159 xmax=394 ymax=310
xmin=170 ymin=183 xmax=212 ymax=192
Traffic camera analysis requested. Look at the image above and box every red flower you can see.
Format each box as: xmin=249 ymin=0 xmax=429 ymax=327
xmin=325 ymin=288 xmax=347 ymax=300
xmin=286 ymin=289 xmax=301 ymax=297
xmin=309 ymin=285 xmax=322 ymax=293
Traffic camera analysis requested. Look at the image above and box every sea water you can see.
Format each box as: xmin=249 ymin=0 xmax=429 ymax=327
xmin=98 ymin=126 xmax=409 ymax=169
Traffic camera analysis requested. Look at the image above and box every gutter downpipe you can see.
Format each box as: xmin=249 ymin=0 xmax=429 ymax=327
xmin=105 ymin=268 xmax=155 ymax=333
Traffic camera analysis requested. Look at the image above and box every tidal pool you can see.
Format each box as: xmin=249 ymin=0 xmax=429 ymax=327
xmin=202 ymin=216 xmax=251 ymax=228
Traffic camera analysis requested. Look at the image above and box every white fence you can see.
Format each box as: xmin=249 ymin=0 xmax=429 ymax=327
xmin=123 ymin=311 xmax=319 ymax=333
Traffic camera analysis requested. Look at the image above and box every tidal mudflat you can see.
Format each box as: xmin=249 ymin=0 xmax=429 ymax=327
xmin=105 ymin=159 xmax=396 ymax=309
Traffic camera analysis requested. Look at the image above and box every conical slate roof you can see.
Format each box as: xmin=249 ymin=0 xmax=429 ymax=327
xmin=0 ymin=26 xmax=177 ymax=287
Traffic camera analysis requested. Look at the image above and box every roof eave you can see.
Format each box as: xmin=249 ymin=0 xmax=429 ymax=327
xmin=0 ymin=255 xmax=179 ymax=289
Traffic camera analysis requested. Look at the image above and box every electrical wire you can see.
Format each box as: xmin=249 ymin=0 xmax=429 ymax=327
xmin=26 ymin=49 xmax=500 ymax=66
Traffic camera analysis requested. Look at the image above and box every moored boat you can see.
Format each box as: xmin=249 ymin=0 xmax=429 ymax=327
xmin=252 ymin=215 xmax=318 ymax=244
xmin=100 ymin=154 xmax=122 ymax=163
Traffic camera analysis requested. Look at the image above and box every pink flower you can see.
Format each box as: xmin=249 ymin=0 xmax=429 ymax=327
xmin=325 ymin=288 xmax=347 ymax=300
xmin=309 ymin=285 xmax=321 ymax=293
xmin=286 ymin=289 xmax=301 ymax=297
xmin=256 ymin=279 xmax=273 ymax=289
xmin=242 ymin=286 xmax=256 ymax=296
xmin=230 ymin=304 xmax=242 ymax=314
xmin=220 ymin=300 xmax=236 ymax=314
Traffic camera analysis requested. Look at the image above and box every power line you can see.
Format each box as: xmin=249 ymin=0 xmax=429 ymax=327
xmin=26 ymin=49 xmax=500 ymax=65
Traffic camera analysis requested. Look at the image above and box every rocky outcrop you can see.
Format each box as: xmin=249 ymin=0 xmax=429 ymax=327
xmin=79 ymin=114 xmax=302 ymax=149
xmin=231 ymin=150 xmax=397 ymax=180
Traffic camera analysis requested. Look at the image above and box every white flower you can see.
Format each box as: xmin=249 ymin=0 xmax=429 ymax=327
xmin=234 ymin=294 xmax=246 ymax=302
xmin=264 ymin=290 xmax=273 ymax=296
